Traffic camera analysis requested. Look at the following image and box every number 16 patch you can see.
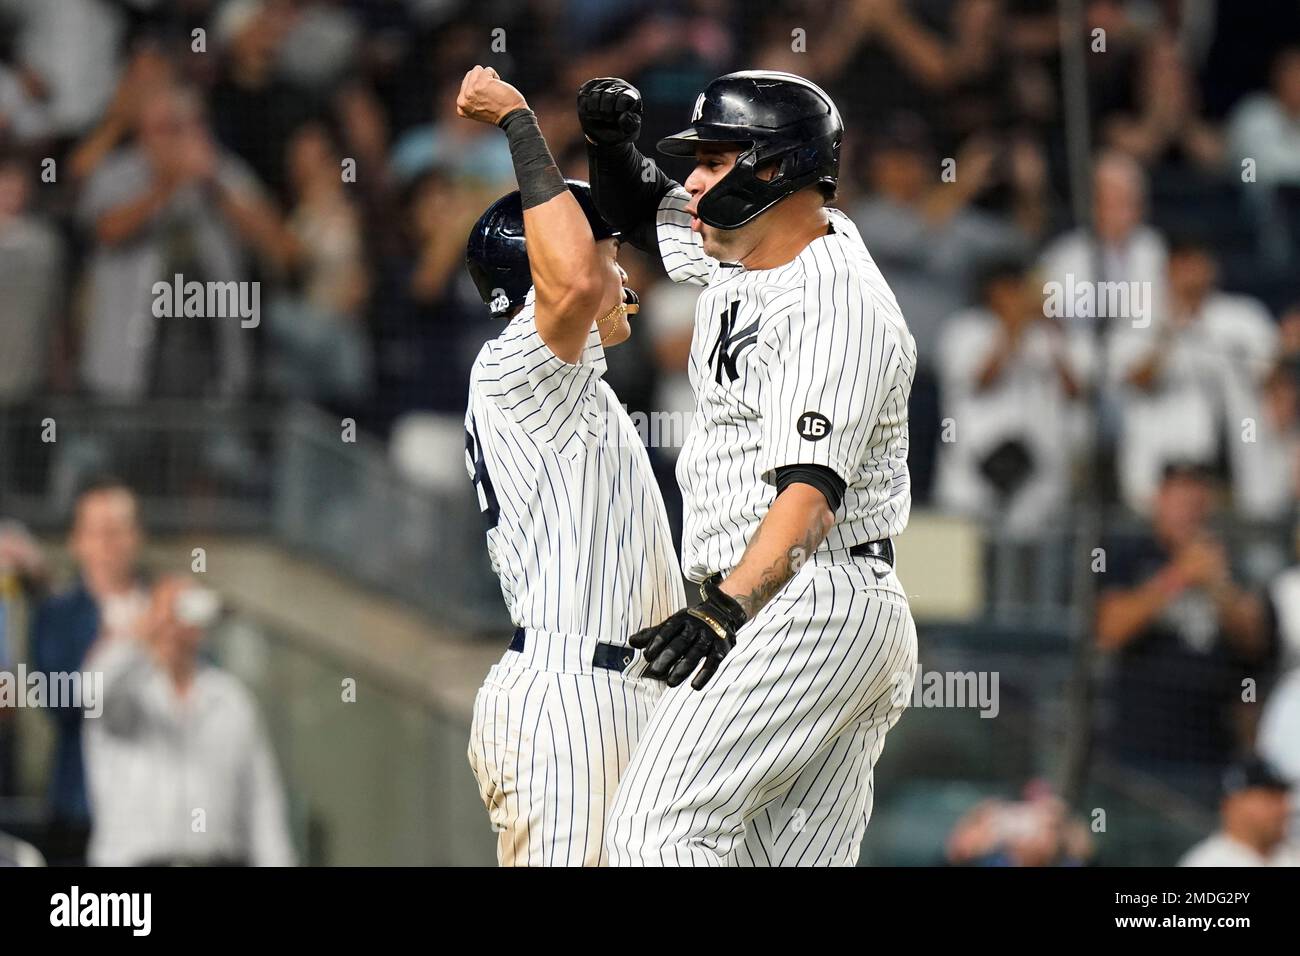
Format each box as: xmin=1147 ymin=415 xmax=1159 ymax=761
xmin=797 ymin=411 xmax=832 ymax=441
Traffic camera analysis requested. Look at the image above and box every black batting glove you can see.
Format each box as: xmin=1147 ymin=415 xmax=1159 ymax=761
xmin=577 ymin=77 xmax=643 ymax=147
xmin=629 ymin=574 xmax=747 ymax=690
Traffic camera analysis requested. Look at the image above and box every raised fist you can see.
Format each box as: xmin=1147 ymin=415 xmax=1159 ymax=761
xmin=457 ymin=65 xmax=528 ymax=126
xmin=577 ymin=77 xmax=643 ymax=147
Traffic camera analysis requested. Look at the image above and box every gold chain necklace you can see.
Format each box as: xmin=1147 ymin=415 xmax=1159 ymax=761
xmin=596 ymin=299 xmax=627 ymax=344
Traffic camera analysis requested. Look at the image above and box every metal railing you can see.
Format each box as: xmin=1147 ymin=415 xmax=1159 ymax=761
xmin=5 ymin=399 xmax=1289 ymax=633
xmin=0 ymin=399 xmax=508 ymax=634
xmin=2 ymin=398 xmax=1282 ymax=862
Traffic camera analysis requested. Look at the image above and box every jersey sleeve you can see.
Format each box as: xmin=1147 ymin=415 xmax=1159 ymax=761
xmin=1107 ymin=323 xmax=1157 ymax=387
xmin=757 ymin=261 xmax=902 ymax=488
xmin=656 ymin=187 xmax=719 ymax=286
xmin=1231 ymin=298 xmax=1280 ymax=381
xmin=475 ymin=302 xmax=608 ymax=456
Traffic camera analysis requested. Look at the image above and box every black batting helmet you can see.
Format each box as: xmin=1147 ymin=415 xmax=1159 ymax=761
xmin=658 ymin=70 xmax=842 ymax=230
xmin=465 ymin=180 xmax=619 ymax=318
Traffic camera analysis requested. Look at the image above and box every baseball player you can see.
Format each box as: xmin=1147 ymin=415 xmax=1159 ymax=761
xmin=578 ymin=71 xmax=919 ymax=865
xmin=456 ymin=67 xmax=685 ymax=866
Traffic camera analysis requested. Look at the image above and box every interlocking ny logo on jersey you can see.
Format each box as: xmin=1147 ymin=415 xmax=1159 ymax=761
xmin=707 ymin=300 xmax=760 ymax=385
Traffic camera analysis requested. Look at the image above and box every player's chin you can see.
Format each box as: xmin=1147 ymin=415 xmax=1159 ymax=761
xmin=603 ymin=320 xmax=632 ymax=347
xmin=599 ymin=288 xmax=636 ymax=347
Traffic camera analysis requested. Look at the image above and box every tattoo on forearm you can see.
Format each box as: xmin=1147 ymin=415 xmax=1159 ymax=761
xmin=731 ymin=511 xmax=833 ymax=619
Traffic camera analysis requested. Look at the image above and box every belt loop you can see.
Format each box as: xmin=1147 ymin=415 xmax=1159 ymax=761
xmin=848 ymin=539 xmax=894 ymax=567
xmin=506 ymin=628 xmax=632 ymax=673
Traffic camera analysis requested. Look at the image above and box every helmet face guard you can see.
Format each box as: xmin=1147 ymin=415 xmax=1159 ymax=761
xmin=657 ymin=71 xmax=842 ymax=230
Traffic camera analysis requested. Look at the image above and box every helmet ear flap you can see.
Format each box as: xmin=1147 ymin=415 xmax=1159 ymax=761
xmin=465 ymin=191 xmax=531 ymax=318
xmin=777 ymin=137 xmax=839 ymax=184
xmin=696 ymin=137 xmax=839 ymax=229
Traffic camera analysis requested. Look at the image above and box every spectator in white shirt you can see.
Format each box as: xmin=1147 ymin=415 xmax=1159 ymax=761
xmin=1259 ymin=673 xmax=1300 ymax=790
xmin=1259 ymin=557 xmax=1300 ymax=833
xmin=76 ymin=84 xmax=286 ymax=401
xmin=1180 ymin=758 xmax=1299 ymax=866
xmin=85 ymin=576 xmax=295 ymax=867
xmin=1227 ymin=46 xmax=1300 ymax=188
xmin=935 ymin=259 xmax=1089 ymax=536
xmin=0 ymin=61 xmax=52 ymax=144
xmin=1038 ymin=151 xmax=1168 ymax=339
xmin=0 ymin=151 xmax=63 ymax=403
xmin=1109 ymin=236 xmax=1278 ymax=515
xmin=4 ymin=0 xmax=125 ymax=137
xmin=1231 ymin=359 xmax=1300 ymax=523
xmin=1227 ymin=46 xmax=1300 ymax=263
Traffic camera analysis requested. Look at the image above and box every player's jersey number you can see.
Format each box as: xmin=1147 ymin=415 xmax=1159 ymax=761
xmin=797 ymin=411 xmax=832 ymax=441
xmin=465 ymin=415 xmax=500 ymax=526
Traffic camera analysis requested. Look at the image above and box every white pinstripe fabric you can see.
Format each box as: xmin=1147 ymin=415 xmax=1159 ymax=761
xmin=465 ymin=291 xmax=685 ymax=641
xmin=468 ymin=652 xmax=662 ymax=866
xmin=657 ymin=188 xmax=917 ymax=582
xmin=464 ymin=293 xmax=686 ymax=866
xmin=607 ymin=556 xmax=917 ymax=866
xmin=602 ymin=189 xmax=920 ymax=866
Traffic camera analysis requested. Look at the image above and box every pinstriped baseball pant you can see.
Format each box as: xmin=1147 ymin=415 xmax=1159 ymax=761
xmin=607 ymin=553 xmax=918 ymax=866
xmin=468 ymin=631 xmax=662 ymax=867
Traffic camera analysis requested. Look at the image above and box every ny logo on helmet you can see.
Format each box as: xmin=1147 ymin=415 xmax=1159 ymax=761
xmin=691 ymin=93 xmax=705 ymax=123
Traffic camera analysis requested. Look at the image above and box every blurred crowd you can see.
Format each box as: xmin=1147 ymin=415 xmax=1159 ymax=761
xmin=0 ymin=0 xmax=1296 ymax=511
xmin=1 ymin=481 xmax=293 ymax=866
xmin=0 ymin=0 xmax=1298 ymax=510
xmin=2 ymin=0 xmax=1300 ymax=864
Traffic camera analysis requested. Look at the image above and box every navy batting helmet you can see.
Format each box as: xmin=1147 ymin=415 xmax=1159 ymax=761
xmin=465 ymin=180 xmax=619 ymax=318
xmin=657 ymin=71 xmax=842 ymax=230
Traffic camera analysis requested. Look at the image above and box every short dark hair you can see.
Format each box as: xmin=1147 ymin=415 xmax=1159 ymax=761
xmin=1165 ymin=230 xmax=1215 ymax=260
xmin=1273 ymin=44 xmax=1300 ymax=76
xmin=72 ymin=475 xmax=138 ymax=521
xmin=976 ymin=256 xmax=1029 ymax=303
xmin=1160 ymin=459 xmax=1216 ymax=484
xmin=871 ymin=111 xmax=934 ymax=158
xmin=0 ymin=146 xmax=33 ymax=181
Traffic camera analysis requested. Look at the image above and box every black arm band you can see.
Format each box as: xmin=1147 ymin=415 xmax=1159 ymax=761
xmin=499 ymin=108 xmax=567 ymax=210
xmin=774 ymin=464 xmax=847 ymax=512
xmin=586 ymin=141 xmax=677 ymax=253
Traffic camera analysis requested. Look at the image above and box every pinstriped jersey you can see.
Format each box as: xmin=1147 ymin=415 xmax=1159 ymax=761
xmin=465 ymin=289 xmax=686 ymax=643
xmin=657 ymin=188 xmax=916 ymax=581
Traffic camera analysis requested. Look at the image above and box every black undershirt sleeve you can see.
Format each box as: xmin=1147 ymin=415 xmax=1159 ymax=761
xmin=586 ymin=141 xmax=678 ymax=255
xmin=774 ymin=464 xmax=847 ymax=513
xmin=498 ymin=108 xmax=566 ymax=210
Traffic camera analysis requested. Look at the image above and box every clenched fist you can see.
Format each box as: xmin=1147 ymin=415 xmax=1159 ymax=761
xmin=456 ymin=65 xmax=528 ymax=126
xmin=576 ymin=77 xmax=643 ymax=146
